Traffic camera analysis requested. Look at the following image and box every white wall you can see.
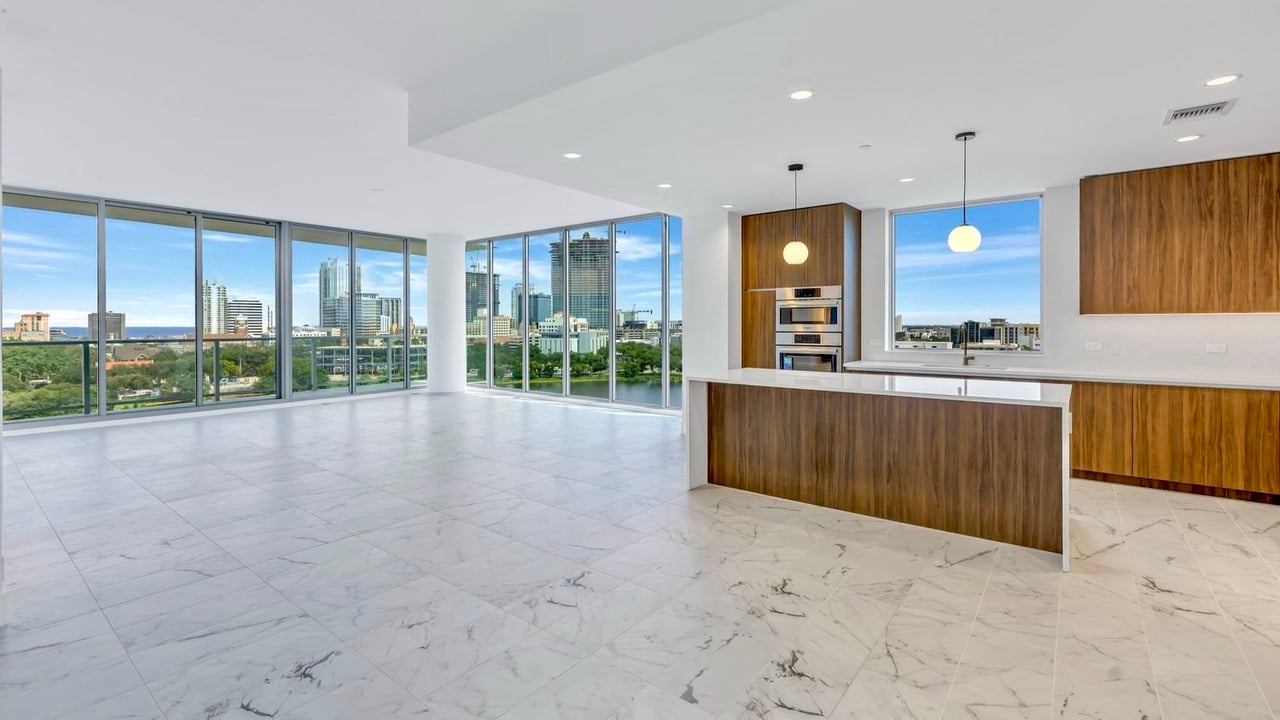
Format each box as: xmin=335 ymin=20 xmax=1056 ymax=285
xmin=860 ymin=183 xmax=1280 ymax=381
xmin=681 ymin=211 xmax=736 ymax=378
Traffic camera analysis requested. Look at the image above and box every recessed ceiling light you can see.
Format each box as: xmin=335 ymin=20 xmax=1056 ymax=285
xmin=1175 ymin=134 xmax=1203 ymax=143
xmin=858 ymin=144 xmax=872 ymax=150
xmin=370 ymin=188 xmax=384 ymax=192
xmin=789 ymin=89 xmax=814 ymax=100
xmin=562 ymin=152 xmax=582 ymax=159
xmin=1204 ymin=74 xmax=1241 ymax=87
xmin=721 ymin=204 xmax=734 ymax=209
xmin=899 ymin=177 xmax=915 ymax=183
xmin=657 ymin=183 xmax=672 ymax=189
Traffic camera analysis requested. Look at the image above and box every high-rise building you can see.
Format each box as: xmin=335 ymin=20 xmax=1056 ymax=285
xmin=202 ymin=281 xmax=228 ymax=334
xmin=529 ymin=292 xmax=553 ymax=326
xmin=88 ymin=311 xmax=127 ymax=340
xmin=354 ymin=293 xmax=381 ymax=335
xmin=551 ymin=231 xmax=611 ymax=331
xmin=319 ymin=258 xmax=362 ymax=328
xmin=465 ymin=270 xmax=500 ymax=322
xmin=378 ymin=297 xmax=402 ymax=332
xmin=511 ymin=283 xmax=524 ymax=325
xmin=12 ymin=312 xmax=51 ymax=341
xmin=226 ymin=298 xmax=265 ymax=335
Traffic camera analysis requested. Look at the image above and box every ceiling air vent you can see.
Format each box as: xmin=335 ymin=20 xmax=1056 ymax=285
xmin=1163 ymin=99 xmax=1236 ymax=125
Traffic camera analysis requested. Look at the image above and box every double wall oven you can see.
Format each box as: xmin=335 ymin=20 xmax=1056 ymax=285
xmin=775 ymin=286 xmax=843 ymax=372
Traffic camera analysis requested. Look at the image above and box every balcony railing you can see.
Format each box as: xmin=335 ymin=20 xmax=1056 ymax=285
xmin=4 ymin=335 xmax=429 ymax=423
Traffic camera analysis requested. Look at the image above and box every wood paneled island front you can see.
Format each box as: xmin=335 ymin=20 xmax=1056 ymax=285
xmin=686 ymin=369 xmax=1072 ymax=569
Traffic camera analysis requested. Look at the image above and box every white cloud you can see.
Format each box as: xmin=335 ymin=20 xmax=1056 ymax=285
xmin=615 ymin=234 xmax=662 ymax=262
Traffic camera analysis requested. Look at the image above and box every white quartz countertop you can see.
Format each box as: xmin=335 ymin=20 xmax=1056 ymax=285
xmin=688 ymin=368 xmax=1071 ymax=407
xmin=843 ymin=360 xmax=1280 ymax=391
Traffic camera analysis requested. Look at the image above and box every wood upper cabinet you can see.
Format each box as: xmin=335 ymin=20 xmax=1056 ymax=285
xmin=1071 ymin=382 xmax=1133 ymax=476
xmin=742 ymin=204 xmax=855 ymax=290
xmin=742 ymin=290 xmax=777 ymax=369
xmin=1080 ymin=152 xmax=1280 ymax=314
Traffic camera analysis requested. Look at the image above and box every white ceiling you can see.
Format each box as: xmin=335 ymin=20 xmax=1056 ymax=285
xmin=416 ymin=0 xmax=1280 ymax=218
xmin=2 ymin=0 xmax=1277 ymax=239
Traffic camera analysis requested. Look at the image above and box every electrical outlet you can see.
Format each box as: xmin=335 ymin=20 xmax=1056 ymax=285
xmin=1085 ymin=342 xmax=1103 ymax=351
xmin=1206 ymin=343 xmax=1228 ymax=354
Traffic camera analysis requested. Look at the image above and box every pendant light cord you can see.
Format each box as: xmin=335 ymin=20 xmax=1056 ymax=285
xmin=792 ymin=169 xmax=799 ymax=242
xmin=961 ymin=137 xmax=968 ymax=225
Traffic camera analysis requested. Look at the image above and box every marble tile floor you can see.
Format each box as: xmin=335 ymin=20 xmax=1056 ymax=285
xmin=2 ymin=390 xmax=1279 ymax=719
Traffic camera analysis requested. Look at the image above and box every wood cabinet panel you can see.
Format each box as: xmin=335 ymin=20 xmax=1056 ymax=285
xmin=1071 ymin=382 xmax=1133 ymax=475
xmin=707 ymin=383 xmax=1063 ymax=552
xmin=742 ymin=204 xmax=845 ymax=290
xmin=1133 ymin=385 xmax=1217 ymax=486
xmin=1080 ymin=153 xmax=1280 ymax=314
xmin=741 ymin=291 xmax=776 ymax=369
xmin=1215 ymin=389 xmax=1280 ymax=494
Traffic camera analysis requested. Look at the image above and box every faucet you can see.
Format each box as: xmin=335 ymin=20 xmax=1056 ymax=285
xmin=959 ymin=323 xmax=975 ymax=366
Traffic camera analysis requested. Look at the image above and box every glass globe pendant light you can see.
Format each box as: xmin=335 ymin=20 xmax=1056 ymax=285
xmin=783 ymin=163 xmax=809 ymax=264
xmin=947 ymin=131 xmax=982 ymax=253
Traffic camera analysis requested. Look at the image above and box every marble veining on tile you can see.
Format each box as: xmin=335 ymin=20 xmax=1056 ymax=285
xmin=4 ymin=391 xmax=1280 ymax=719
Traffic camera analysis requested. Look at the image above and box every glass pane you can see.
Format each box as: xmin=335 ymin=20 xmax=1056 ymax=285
xmin=527 ymin=232 xmax=561 ymax=396
xmin=668 ymin=216 xmax=683 ymax=408
xmin=2 ymin=193 xmax=99 ymax=421
xmin=490 ymin=237 xmax=523 ymax=390
xmin=464 ymin=240 xmax=489 ymax=385
xmin=614 ymin=217 xmax=663 ymax=407
xmin=202 ymin=217 xmax=278 ymax=403
xmin=565 ymin=225 xmax=611 ymax=400
xmin=105 ymin=205 xmax=197 ymax=412
xmin=354 ymin=233 xmax=405 ymax=392
xmin=409 ymin=239 xmax=428 ymax=386
xmin=291 ymin=226 xmax=350 ymax=395
xmin=892 ymin=197 xmax=1042 ymax=352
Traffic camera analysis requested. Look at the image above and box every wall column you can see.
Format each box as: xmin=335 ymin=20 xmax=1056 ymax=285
xmin=679 ymin=211 xmax=736 ymax=431
xmin=426 ymin=234 xmax=467 ymax=394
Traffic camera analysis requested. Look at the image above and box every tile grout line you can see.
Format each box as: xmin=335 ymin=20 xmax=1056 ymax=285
xmin=933 ymin=544 xmax=1001 ymax=720
xmin=1165 ymin=494 xmax=1277 ymax=720
xmin=1112 ymin=483 xmax=1168 ymax=720
xmin=1218 ymin=497 xmax=1280 ymax=584
xmin=18 ymin=453 xmax=171 ymax=718
xmin=1048 ymin=503 xmax=1067 ymax=720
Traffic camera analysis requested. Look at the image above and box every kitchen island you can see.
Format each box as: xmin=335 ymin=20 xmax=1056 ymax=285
xmin=686 ymin=369 xmax=1072 ymax=568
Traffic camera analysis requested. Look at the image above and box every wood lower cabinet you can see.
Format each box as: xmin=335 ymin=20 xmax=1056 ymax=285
xmin=1071 ymin=382 xmax=1132 ymax=476
xmin=1131 ymin=385 xmax=1218 ymax=486
xmin=741 ymin=291 xmax=776 ymax=369
xmin=1074 ymin=382 xmax=1280 ymax=497
xmin=1215 ymin=389 xmax=1280 ymax=494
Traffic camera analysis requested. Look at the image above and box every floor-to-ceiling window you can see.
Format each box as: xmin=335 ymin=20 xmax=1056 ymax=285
xmin=614 ymin=216 xmax=664 ymax=407
xmin=354 ymin=233 xmax=407 ymax=392
xmin=527 ymin=231 xmax=562 ymax=396
xmin=104 ymin=205 xmax=198 ymax=413
xmin=667 ymin=216 xmax=683 ymax=408
xmin=1 ymin=193 xmax=100 ymax=421
xmin=464 ymin=240 xmax=490 ymax=385
xmin=409 ymin=239 xmax=428 ymax=386
xmin=201 ymin=217 xmax=278 ymax=403
xmin=566 ymin=224 xmax=611 ymax=400
xmin=291 ymin=226 xmax=352 ymax=397
xmin=489 ymin=236 xmax=524 ymax=390
xmin=1 ymin=188 xmax=427 ymax=424
xmin=466 ymin=214 xmax=681 ymax=410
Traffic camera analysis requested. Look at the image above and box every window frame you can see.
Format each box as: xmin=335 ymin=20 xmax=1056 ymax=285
xmin=887 ymin=192 xmax=1046 ymax=356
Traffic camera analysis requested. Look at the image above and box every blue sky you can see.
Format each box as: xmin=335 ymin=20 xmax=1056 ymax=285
xmin=469 ymin=215 xmax=683 ymax=323
xmin=2 ymin=205 xmax=421 ymax=331
xmin=893 ymin=197 xmax=1041 ymax=325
